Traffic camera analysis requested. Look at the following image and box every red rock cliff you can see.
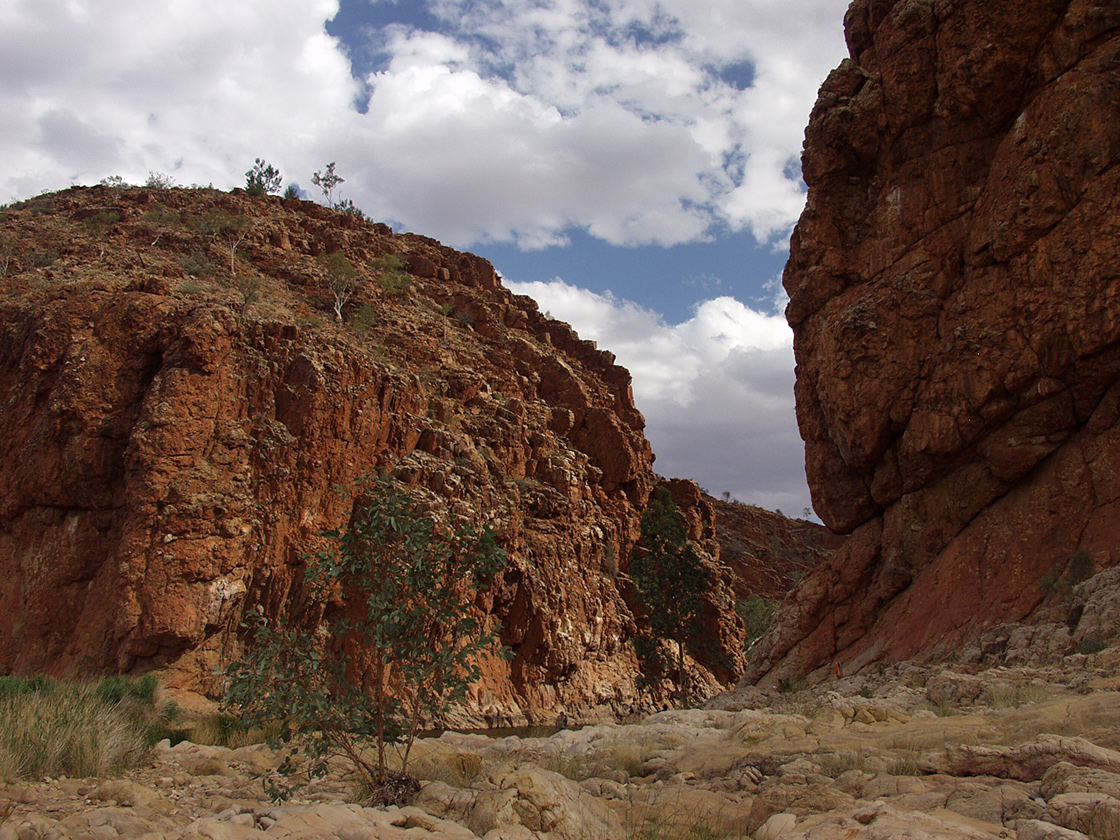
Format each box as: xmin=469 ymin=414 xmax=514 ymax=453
xmin=0 ymin=186 xmax=749 ymax=722
xmin=749 ymin=0 xmax=1120 ymax=683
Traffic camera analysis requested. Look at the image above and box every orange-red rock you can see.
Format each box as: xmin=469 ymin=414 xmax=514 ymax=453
xmin=0 ymin=186 xmax=756 ymax=722
xmin=749 ymin=0 xmax=1120 ymax=684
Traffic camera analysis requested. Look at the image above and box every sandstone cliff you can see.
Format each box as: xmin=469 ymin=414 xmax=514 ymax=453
xmin=749 ymin=0 xmax=1120 ymax=684
xmin=0 ymin=185 xmax=761 ymax=722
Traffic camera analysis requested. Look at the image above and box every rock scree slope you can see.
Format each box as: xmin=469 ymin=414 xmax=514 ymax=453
xmin=0 ymin=184 xmax=823 ymax=722
xmin=750 ymin=0 xmax=1120 ymax=684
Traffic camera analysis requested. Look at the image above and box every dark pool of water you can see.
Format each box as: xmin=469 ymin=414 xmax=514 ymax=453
xmin=422 ymin=724 xmax=585 ymax=739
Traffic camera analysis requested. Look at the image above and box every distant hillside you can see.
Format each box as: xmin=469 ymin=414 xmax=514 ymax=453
xmin=707 ymin=497 xmax=841 ymax=601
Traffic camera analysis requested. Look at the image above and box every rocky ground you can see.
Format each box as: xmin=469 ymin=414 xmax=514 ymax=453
xmin=3 ymin=642 xmax=1119 ymax=840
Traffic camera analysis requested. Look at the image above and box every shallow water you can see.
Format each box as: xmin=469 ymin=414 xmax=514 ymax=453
xmin=424 ymin=724 xmax=584 ymax=739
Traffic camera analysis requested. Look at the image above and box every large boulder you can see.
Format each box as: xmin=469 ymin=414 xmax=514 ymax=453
xmin=749 ymin=0 xmax=1120 ymax=683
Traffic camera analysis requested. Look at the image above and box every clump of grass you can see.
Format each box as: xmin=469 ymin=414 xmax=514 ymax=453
xmin=188 ymin=713 xmax=276 ymax=749
xmin=0 ymin=679 xmax=152 ymax=781
xmin=885 ymin=752 xmax=922 ymax=777
xmin=817 ymin=750 xmax=869 ymax=778
xmin=408 ymin=750 xmax=483 ymax=788
xmin=980 ymin=683 xmax=1049 ymax=709
xmin=538 ymin=751 xmax=588 ymax=781
xmin=595 ymin=739 xmax=647 ymax=778
xmin=623 ymin=797 xmax=747 ymax=840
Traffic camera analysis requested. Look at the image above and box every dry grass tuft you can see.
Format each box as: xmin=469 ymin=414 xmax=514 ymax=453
xmin=0 ymin=683 xmax=150 ymax=781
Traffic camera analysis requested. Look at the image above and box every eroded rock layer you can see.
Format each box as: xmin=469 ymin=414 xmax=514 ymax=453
xmin=0 ymin=186 xmax=753 ymax=722
xmin=752 ymin=0 xmax=1120 ymax=682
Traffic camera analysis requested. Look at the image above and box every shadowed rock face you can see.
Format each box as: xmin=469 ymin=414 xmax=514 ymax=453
xmin=0 ymin=185 xmax=761 ymax=722
xmin=749 ymin=0 xmax=1120 ymax=683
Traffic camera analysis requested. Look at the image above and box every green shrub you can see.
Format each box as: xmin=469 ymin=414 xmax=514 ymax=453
xmin=350 ymin=302 xmax=379 ymax=334
xmin=83 ymin=210 xmax=120 ymax=238
xmin=144 ymin=171 xmax=175 ymax=189
xmin=96 ymin=673 xmax=158 ymax=707
xmin=0 ymin=675 xmax=55 ymax=698
xmin=1041 ymin=549 xmax=1096 ymax=596
xmin=736 ymin=594 xmax=777 ymax=648
xmin=180 ymin=248 xmax=216 ymax=279
xmin=336 ymin=198 xmax=365 ymax=219
xmin=1077 ymin=638 xmax=1109 ymax=655
xmin=777 ymin=677 xmax=808 ymax=695
xmin=371 ymin=255 xmax=409 ymax=296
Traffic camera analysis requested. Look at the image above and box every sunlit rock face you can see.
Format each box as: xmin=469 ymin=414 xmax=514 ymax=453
xmin=0 ymin=185 xmax=764 ymax=723
xmin=748 ymin=0 xmax=1120 ymax=683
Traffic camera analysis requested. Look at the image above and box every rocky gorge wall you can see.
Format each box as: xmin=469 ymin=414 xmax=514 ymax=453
xmin=749 ymin=0 xmax=1120 ymax=683
xmin=0 ymin=186 xmax=756 ymax=722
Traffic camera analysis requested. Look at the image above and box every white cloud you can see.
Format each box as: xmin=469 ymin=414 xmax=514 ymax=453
xmin=0 ymin=0 xmax=849 ymax=249
xmin=506 ymin=278 xmax=810 ymax=514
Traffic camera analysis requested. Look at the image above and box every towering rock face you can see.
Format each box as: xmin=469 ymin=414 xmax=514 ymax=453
xmin=0 ymin=185 xmax=748 ymax=721
xmin=751 ymin=0 xmax=1120 ymax=682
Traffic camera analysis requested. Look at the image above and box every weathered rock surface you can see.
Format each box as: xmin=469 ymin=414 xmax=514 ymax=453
xmin=4 ymin=655 xmax=1119 ymax=840
xmin=709 ymin=497 xmax=843 ymax=599
xmin=754 ymin=0 xmax=1120 ymax=682
xmin=0 ymin=186 xmax=800 ymax=722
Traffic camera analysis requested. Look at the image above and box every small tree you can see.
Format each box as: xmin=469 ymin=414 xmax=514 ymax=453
xmin=224 ymin=476 xmax=507 ymax=802
xmin=318 ymin=251 xmax=360 ymax=321
xmin=630 ymin=487 xmax=715 ymax=707
xmin=311 ymin=161 xmax=344 ymax=208
xmin=192 ymin=211 xmax=251 ymax=278
xmin=245 ymin=158 xmax=282 ymax=196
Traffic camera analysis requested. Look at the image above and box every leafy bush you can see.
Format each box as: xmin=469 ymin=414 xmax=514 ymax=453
xmin=180 ymin=248 xmax=216 ymax=279
xmin=349 ymin=302 xmax=379 ymax=334
xmin=370 ymin=255 xmax=409 ymax=296
xmin=337 ymin=198 xmax=365 ymax=219
xmin=95 ymin=673 xmax=158 ymax=707
xmin=144 ymin=171 xmax=175 ymax=189
xmin=245 ymin=158 xmax=282 ymax=196
xmin=187 ymin=211 xmax=251 ymax=277
xmin=736 ymin=594 xmax=777 ymax=648
xmin=189 ymin=714 xmax=275 ymax=749
xmin=83 ymin=210 xmax=120 ymax=238
xmin=224 ymin=475 xmax=508 ymax=804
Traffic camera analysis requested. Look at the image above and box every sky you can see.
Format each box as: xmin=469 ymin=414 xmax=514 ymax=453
xmin=1 ymin=0 xmax=852 ymax=516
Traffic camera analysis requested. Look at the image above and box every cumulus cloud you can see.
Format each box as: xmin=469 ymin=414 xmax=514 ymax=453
xmin=506 ymin=278 xmax=810 ymax=514
xmin=0 ymin=0 xmax=849 ymax=250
